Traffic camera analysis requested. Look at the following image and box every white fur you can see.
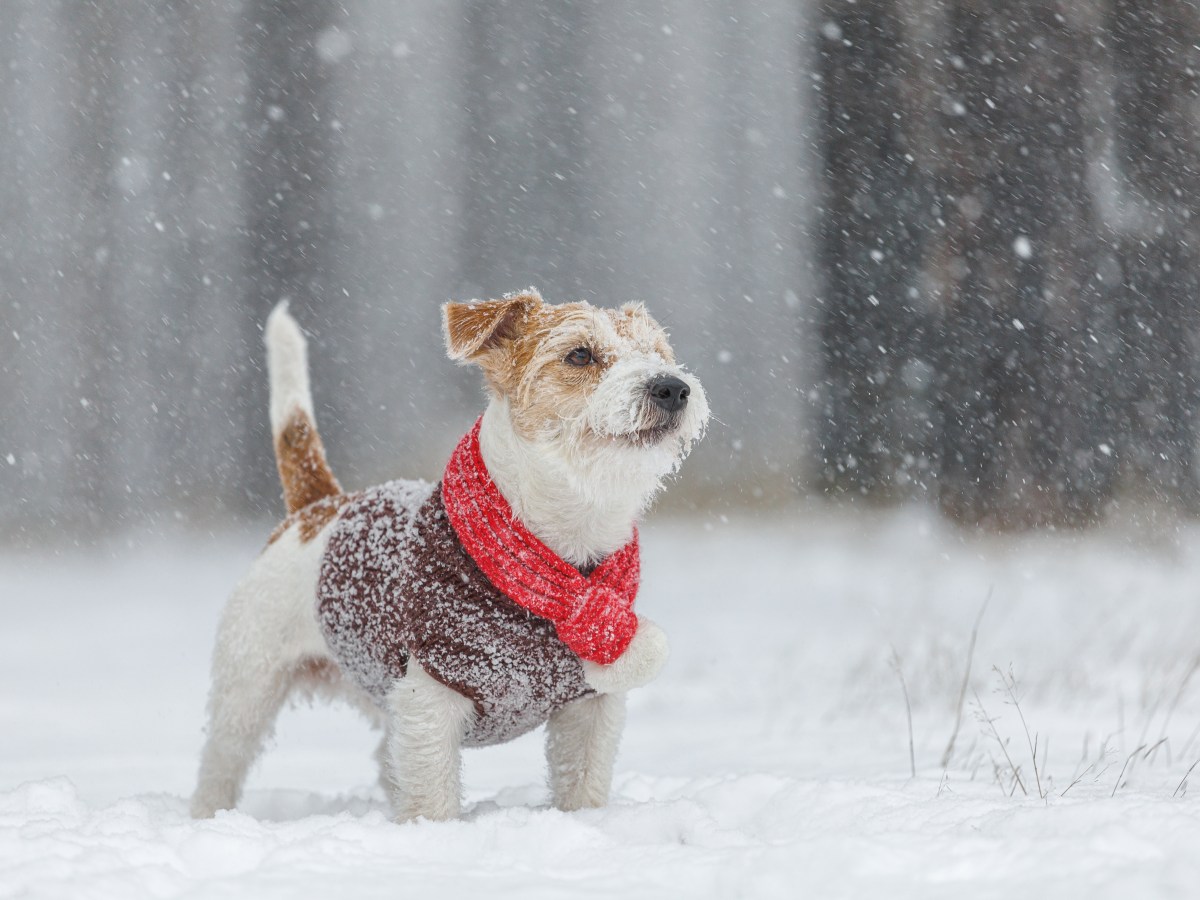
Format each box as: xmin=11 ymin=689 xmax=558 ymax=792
xmin=381 ymin=661 xmax=477 ymax=822
xmin=264 ymin=301 xmax=314 ymax=436
xmin=587 ymin=355 xmax=710 ymax=456
xmin=546 ymin=691 xmax=627 ymax=811
xmin=191 ymin=519 xmax=356 ymax=818
xmin=480 ymin=399 xmax=656 ymax=566
xmin=580 ymin=618 xmax=669 ymax=694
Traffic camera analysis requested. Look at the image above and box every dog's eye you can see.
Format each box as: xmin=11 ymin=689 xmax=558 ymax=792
xmin=564 ymin=347 xmax=594 ymax=367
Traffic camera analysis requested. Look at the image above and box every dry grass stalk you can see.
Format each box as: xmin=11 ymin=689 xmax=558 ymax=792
xmin=973 ymin=688 xmax=1027 ymax=797
xmin=1173 ymin=758 xmax=1200 ymax=798
xmin=941 ymin=591 xmax=990 ymax=769
xmin=1111 ymin=744 xmax=1148 ymax=798
xmin=994 ymin=665 xmax=1046 ymax=800
xmin=890 ymin=645 xmax=916 ymax=779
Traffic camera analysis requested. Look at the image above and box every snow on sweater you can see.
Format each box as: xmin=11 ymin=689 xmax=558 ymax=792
xmin=316 ymin=480 xmax=594 ymax=747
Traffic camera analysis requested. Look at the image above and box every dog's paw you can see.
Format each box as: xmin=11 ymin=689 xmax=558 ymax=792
xmin=581 ymin=617 xmax=669 ymax=694
xmin=188 ymin=790 xmax=226 ymax=820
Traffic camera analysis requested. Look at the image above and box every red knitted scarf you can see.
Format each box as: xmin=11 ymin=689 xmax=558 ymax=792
xmin=441 ymin=419 xmax=640 ymax=665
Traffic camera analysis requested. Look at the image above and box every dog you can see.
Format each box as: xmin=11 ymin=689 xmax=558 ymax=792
xmin=190 ymin=289 xmax=709 ymax=822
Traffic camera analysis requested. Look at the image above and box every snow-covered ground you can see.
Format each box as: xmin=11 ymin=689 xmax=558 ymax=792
xmin=5 ymin=504 xmax=1200 ymax=898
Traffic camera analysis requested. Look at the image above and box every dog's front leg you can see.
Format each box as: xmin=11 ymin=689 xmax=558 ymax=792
xmin=545 ymin=691 xmax=627 ymax=811
xmin=382 ymin=661 xmax=476 ymax=822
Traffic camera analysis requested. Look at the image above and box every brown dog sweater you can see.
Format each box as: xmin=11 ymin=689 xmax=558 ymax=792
xmin=316 ymin=480 xmax=596 ymax=747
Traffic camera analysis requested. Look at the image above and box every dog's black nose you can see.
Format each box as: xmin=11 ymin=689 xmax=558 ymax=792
xmin=648 ymin=376 xmax=690 ymax=413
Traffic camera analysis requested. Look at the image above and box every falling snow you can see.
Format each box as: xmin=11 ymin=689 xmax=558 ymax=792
xmin=316 ymin=26 xmax=353 ymax=65
xmin=5 ymin=4 xmax=1200 ymax=897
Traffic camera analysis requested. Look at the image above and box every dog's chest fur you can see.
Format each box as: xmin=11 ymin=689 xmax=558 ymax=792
xmin=316 ymin=479 xmax=593 ymax=747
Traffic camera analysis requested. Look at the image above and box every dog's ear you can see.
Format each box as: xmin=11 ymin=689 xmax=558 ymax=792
xmin=442 ymin=291 xmax=542 ymax=362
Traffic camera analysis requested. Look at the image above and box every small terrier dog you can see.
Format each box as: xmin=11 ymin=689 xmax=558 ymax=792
xmin=190 ymin=290 xmax=708 ymax=822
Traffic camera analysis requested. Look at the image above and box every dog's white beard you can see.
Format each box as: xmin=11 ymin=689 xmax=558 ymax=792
xmin=582 ymin=356 xmax=710 ymax=477
xmin=480 ymin=361 xmax=708 ymax=565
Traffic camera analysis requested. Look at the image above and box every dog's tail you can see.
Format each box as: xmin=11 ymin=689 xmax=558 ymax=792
xmin=264 ymin=301 xmax=342 ymax=514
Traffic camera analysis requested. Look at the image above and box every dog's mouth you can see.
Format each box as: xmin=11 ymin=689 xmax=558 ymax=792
xmin=618 ymin=412 xmax=685 ymax=449
xmin=587 ymin=422 xmax=676 ymax=450
xmin=622 ymin=425 xmax=673 ymax=448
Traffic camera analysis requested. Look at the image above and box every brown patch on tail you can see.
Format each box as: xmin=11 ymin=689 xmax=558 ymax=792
xmin=275 ymin=409 xmax=342 ymax=514
xmin=267 ymin=489 xmax=361 ymax=546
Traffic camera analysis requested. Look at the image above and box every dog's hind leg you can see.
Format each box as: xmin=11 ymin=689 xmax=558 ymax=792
xmin=545 ymin=691 xmax=627 ymax=811
xmin=190 ymin=646 xmax=294 ymax=818
xmin=191 ymin=524 xmax=332 ymax=818
xmin=381 ymin=662 xmax=476 ymax=822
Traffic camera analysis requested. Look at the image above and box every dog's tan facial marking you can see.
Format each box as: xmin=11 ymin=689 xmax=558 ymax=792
xmin=487 ymin=304 xmax=626 ymax=439
xmin=443 ymin=292 xmax=686 ymax=442
xmin=614 ymin=302 xmax=675 ymax=364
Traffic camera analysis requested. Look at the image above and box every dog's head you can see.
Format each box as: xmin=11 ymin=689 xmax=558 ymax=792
xmin=443 ymin=289 xmax=708 ymax=479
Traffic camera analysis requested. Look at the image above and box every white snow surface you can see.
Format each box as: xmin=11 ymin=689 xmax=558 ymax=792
xmin=5 ymin=505 xmax=1200 ymax=899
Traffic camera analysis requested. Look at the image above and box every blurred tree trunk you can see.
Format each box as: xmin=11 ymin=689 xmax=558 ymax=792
xmin=817 ymin=0 xmax=1123 ymax=527
xmin=816 ymin=0 xmax=934 ymax=500
xmin=456 ymin=1 xmax=595 ymax=302
xmin=928 ymin=0 xmax=1116 ymax=527
xmin=58 ymin=4 xmax=127 ymax=528
xmin=0 ymin=5 xmax=120 ymax=534
xmin=237 ymin=0 xmax=342 ymax=512
xmin=158 ymin=1 xmax=251 ymax=519
xmin=1107 ymin=0 xmax=1200 ymax=509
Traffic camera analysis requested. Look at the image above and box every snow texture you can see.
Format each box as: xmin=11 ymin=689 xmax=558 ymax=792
xmin=5 ymin=508 xmax=1200 ymax=898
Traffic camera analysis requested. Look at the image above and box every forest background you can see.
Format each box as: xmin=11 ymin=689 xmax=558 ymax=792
xmin=3 ymin=0 xmax=1197 ymax=540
